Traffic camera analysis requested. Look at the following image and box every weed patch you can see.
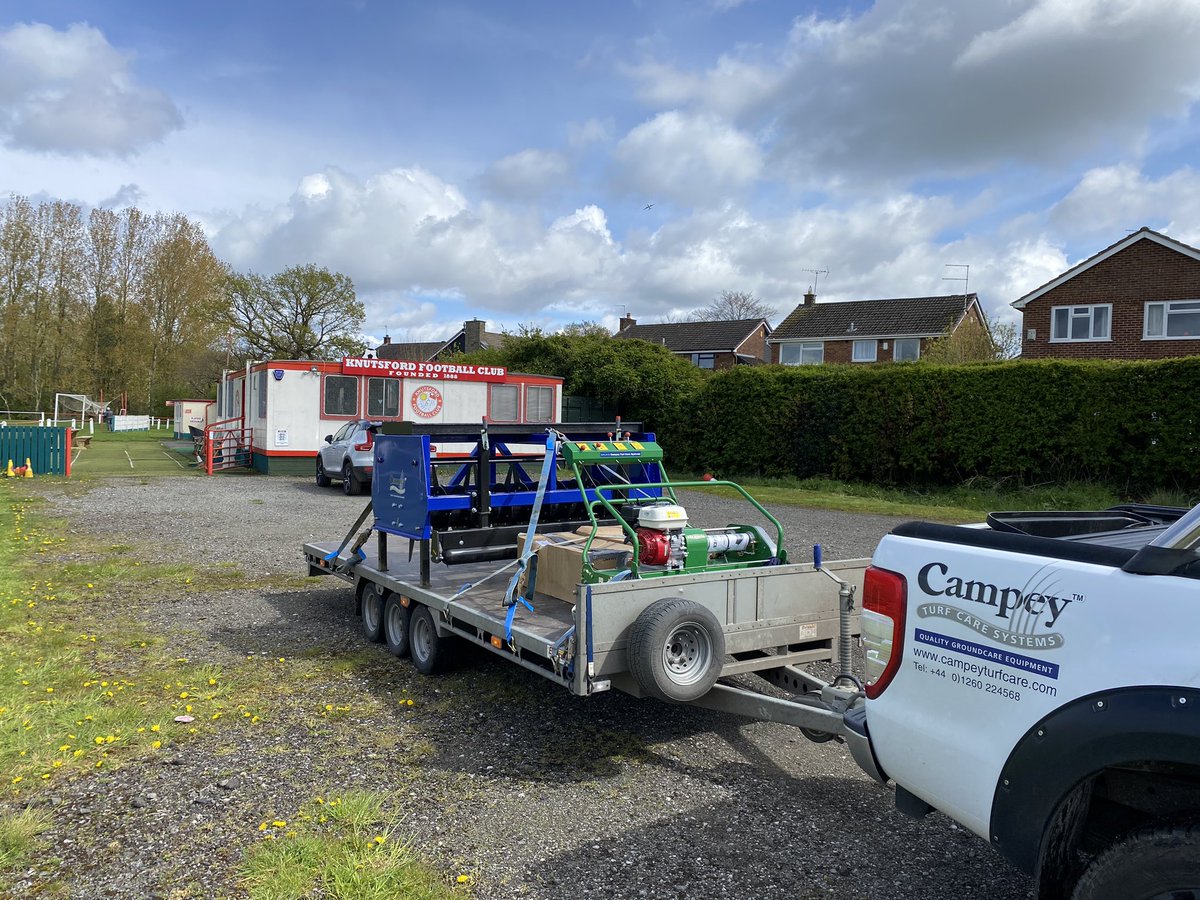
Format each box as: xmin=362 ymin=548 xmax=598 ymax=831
xmin=240 ymin=790 xmax=466 ymax=900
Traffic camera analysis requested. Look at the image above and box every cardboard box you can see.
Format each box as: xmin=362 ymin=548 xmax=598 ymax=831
xmin=518 ymin=529 xmax=632 ymax=602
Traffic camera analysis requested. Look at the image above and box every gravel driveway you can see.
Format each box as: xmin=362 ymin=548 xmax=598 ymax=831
xmin=24 ymin=476 xmax=1033 ymax=900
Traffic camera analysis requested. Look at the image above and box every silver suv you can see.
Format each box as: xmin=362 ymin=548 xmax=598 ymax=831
xmin=316 ymin=420 xmax=380 ymax=495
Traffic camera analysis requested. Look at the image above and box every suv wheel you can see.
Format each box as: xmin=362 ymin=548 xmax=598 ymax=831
xmin=342 ymin=462 xmax=362 ymax=496
xmin=315 ymin=456 xmax=332 ymax=488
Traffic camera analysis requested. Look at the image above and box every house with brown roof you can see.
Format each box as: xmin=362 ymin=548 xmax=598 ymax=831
xmin=1012 ymin=227 xmax=1200 ymax=360
xmin=769 ymin=291 xmax=985 ymax=364
xmin=376 ymin=318 xmax=506 ymax=362
xmin=613 ymin=315 xmax=771 ymax=369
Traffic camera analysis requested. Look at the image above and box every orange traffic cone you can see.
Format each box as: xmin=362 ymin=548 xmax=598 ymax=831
xmin=23 ymin=458 xmax=33 ymax=478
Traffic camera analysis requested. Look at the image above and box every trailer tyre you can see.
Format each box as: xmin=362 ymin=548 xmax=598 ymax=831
xmin=315 ymin=457 xmax=331 ymax=488
xmin=383 ymin=593 xmax=412 ymax=658
xmin=360 ymin=583 xmax=385 ymax=643
xmin=628 ymin=598 xmax=725 ymax=703
xmin=1070 ymin=823 xmax=1200 ymax=900
xmin=409 ymin=605 xmax=451 ymax=675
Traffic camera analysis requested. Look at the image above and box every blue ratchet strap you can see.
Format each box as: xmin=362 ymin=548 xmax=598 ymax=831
xmin=503 ymin=432 xmax=558 ymax=643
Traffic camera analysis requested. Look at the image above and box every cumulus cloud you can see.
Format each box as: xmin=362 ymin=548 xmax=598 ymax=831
xmin=624 ymin=0 xmax=1200 ymax=185
xmin=612 ymin=111 xmax=763 ymax=205
xmin=0 ymin=22 xmax=183 ymax=156
xmin=211 ymin=161 xmax=1066 ymax=327
xmin=479 ymin=149 xmax=571 ymax=200
xmin=1049 ymin=163 xmax=1200 ymax=246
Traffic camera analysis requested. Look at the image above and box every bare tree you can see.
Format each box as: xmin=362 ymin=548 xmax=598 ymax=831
xmin=692 ymin=290 xmax=775 ymax=322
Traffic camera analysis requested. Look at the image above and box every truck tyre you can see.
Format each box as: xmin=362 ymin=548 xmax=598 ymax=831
xmin=342 ymin=462 xmax=362 ymax=496
xmin=628 ymin=598 xmax=725 ymax=703
xmin=409 ymin=605 xmax=451 ymax=675
xmin=315 ymin=457 xmax=331 ymax=488
xmin=383 ymin=593 xmax=411 ymax=658
xmin=1071 ymin=823 xmax=1200 ymax=900
xmin=360 ymin=582 xmax=385 ymax=643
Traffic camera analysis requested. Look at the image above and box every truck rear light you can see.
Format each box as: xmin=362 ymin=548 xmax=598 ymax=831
xmin=354 ymin=433 xmax=374 ymax=451
xmin=861 ymin=565 xmax=907 ymax=699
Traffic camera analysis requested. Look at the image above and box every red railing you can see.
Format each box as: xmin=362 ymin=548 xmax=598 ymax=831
xmin=204 ymin=417 xmax=253 ymax=474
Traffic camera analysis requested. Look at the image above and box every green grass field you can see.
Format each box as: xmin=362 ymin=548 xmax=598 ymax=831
xmin=70 ymin=428 xmax=201 ymax=478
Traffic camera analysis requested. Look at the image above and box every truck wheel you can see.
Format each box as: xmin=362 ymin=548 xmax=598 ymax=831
xmin=342 ymin=462 xmax=362 ymax=496
xmin=315 ymin=457 xmax=331 ymax=488
xmin=409 ymin=605 xmax=451 ymax=675
xmin=628 ymin=598 xmax=725 ymax=703
xmin=383 ymin=593 xmax=412 ymax=658
xmin=1071 ymin=823 xmax=1200 ymax=900
xmin=360 ymin=583 xmax=385 ymax=643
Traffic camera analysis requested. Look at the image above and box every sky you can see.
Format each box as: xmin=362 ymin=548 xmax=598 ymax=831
xmin=3 ymin=0 xmax=1200 ymax=347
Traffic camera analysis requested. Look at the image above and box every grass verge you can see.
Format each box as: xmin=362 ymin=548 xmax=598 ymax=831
xmin=239 ymin=790 xmax=466 ymax=900
xmin=682 ymin=475 xmax=1124 ymax=523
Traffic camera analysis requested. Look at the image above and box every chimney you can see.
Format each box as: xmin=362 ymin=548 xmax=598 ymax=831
xmin=803 ymin=288 xmax=816 ymax=307
xmin=618 ymin=313 xmax=636 ymax=331
xmin=464 ymin=318 xmax=486 ymax=352
xmin=382 ymin=334 xmax=391 ymax=345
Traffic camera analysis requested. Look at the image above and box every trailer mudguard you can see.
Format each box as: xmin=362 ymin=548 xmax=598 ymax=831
xmin=989 ymin=686 xmax=1200 ymax=876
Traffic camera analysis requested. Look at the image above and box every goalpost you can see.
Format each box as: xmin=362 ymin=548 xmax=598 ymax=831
xmin=53 ymin=393 xmax=110 ymax=428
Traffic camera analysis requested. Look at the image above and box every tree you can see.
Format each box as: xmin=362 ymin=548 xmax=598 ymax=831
xmin=456 ymin=330 xmax=705 ymax=432
xmin=692 ymin=290 xmax=775 ymax=322
xmin=921 ymin=311 xmax=1018 ymax=363
xmin=224 ymin=264 xmax=364 ymax=360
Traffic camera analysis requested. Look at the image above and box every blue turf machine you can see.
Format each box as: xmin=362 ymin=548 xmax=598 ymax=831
xmin=370 ymin=421 xmax=664 ymax=583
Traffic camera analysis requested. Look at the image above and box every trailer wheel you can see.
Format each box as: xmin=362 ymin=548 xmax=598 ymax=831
xmin=628 ymin=598 xmax=725 ymax=703
xmin=1071 ymin=823 xmax=1200 ymax=900
xmin=409 ymin=605 xmax=451 ymax=675
xmin=360 ymin=583 xmax=385 ymax=643
xmin=383 ymin=593 xmax=412 ymax=658
xmin=342 ymin=462 xmax=362 ymax=496
xmin=315 ymin=457 xmax=331 ymax=488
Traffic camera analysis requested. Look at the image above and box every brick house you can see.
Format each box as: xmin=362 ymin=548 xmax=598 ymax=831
xmin=376 ymin=318 xmax=506 ymax=362
xmin=768 ymin=291 xmax=985 ymax=364
xmin=1013 ymin=227 xmax=1200 ymax=360
xmin=613 ymin=316 xmax=772 ymax=369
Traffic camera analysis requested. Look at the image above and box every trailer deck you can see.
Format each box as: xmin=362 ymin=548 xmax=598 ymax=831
xmin=303 ymin=421 xmax=871 ymax=739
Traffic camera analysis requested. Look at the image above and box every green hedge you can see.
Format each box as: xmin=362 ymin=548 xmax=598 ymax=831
xmin=670 ymin=358 xmax=1200 ymax=491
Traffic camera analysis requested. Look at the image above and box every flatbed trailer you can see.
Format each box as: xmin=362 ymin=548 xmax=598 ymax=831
xmin=302 ymin=422 xmax=870 ymax=737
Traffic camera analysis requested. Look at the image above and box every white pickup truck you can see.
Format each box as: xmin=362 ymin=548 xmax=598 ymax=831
xmin=844 ymin=503 xmax=1200 ymax=899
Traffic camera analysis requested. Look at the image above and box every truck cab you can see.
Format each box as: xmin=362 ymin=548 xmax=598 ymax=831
xmin=847 ymin=503 xmax=1200 ymax=899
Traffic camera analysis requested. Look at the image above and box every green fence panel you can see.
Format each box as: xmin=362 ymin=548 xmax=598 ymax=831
xmin=0 ymin=425 xmax=68 ymax=476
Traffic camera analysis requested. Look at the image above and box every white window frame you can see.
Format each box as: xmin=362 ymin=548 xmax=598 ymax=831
xmin=779 ymin=342 xmax=824 ymax=365
xmin=852 ymin=339 xmax=878 ymax=362
xmin=1050 ymin=304 xmax=1111 ymax=342
xmin=893 ymin=338 xmax=920 ymax=362
xmin=1144 ymin=300 xmax=1200 ymax=340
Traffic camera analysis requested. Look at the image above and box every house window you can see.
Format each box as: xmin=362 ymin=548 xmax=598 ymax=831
xmin=323 ymin=375 xmax=358 ymax=417
xmin=691 ymin=353 xmax=715 ymax=369
xmin=256 ymin=370 xmax=267 ymax=419
xmin=852 ymin=340 xmax=878 ymax=362
xmin=489 ymin=384 xmax=519 ymax=422
xmin=366 ymin=377 xmax=400 ymax=417
xmin=779 ymin=342 xmax=824 ymax=365
xmin=525 ymin=385 xmax=555 ymax=422
xmin=894 ymin=338 xmax=920 ymax=361
xmin=1145 ymin=301 xmax=1200 ymax=339
xmin=1051 ymin=304 xmax=1111 ymax=341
